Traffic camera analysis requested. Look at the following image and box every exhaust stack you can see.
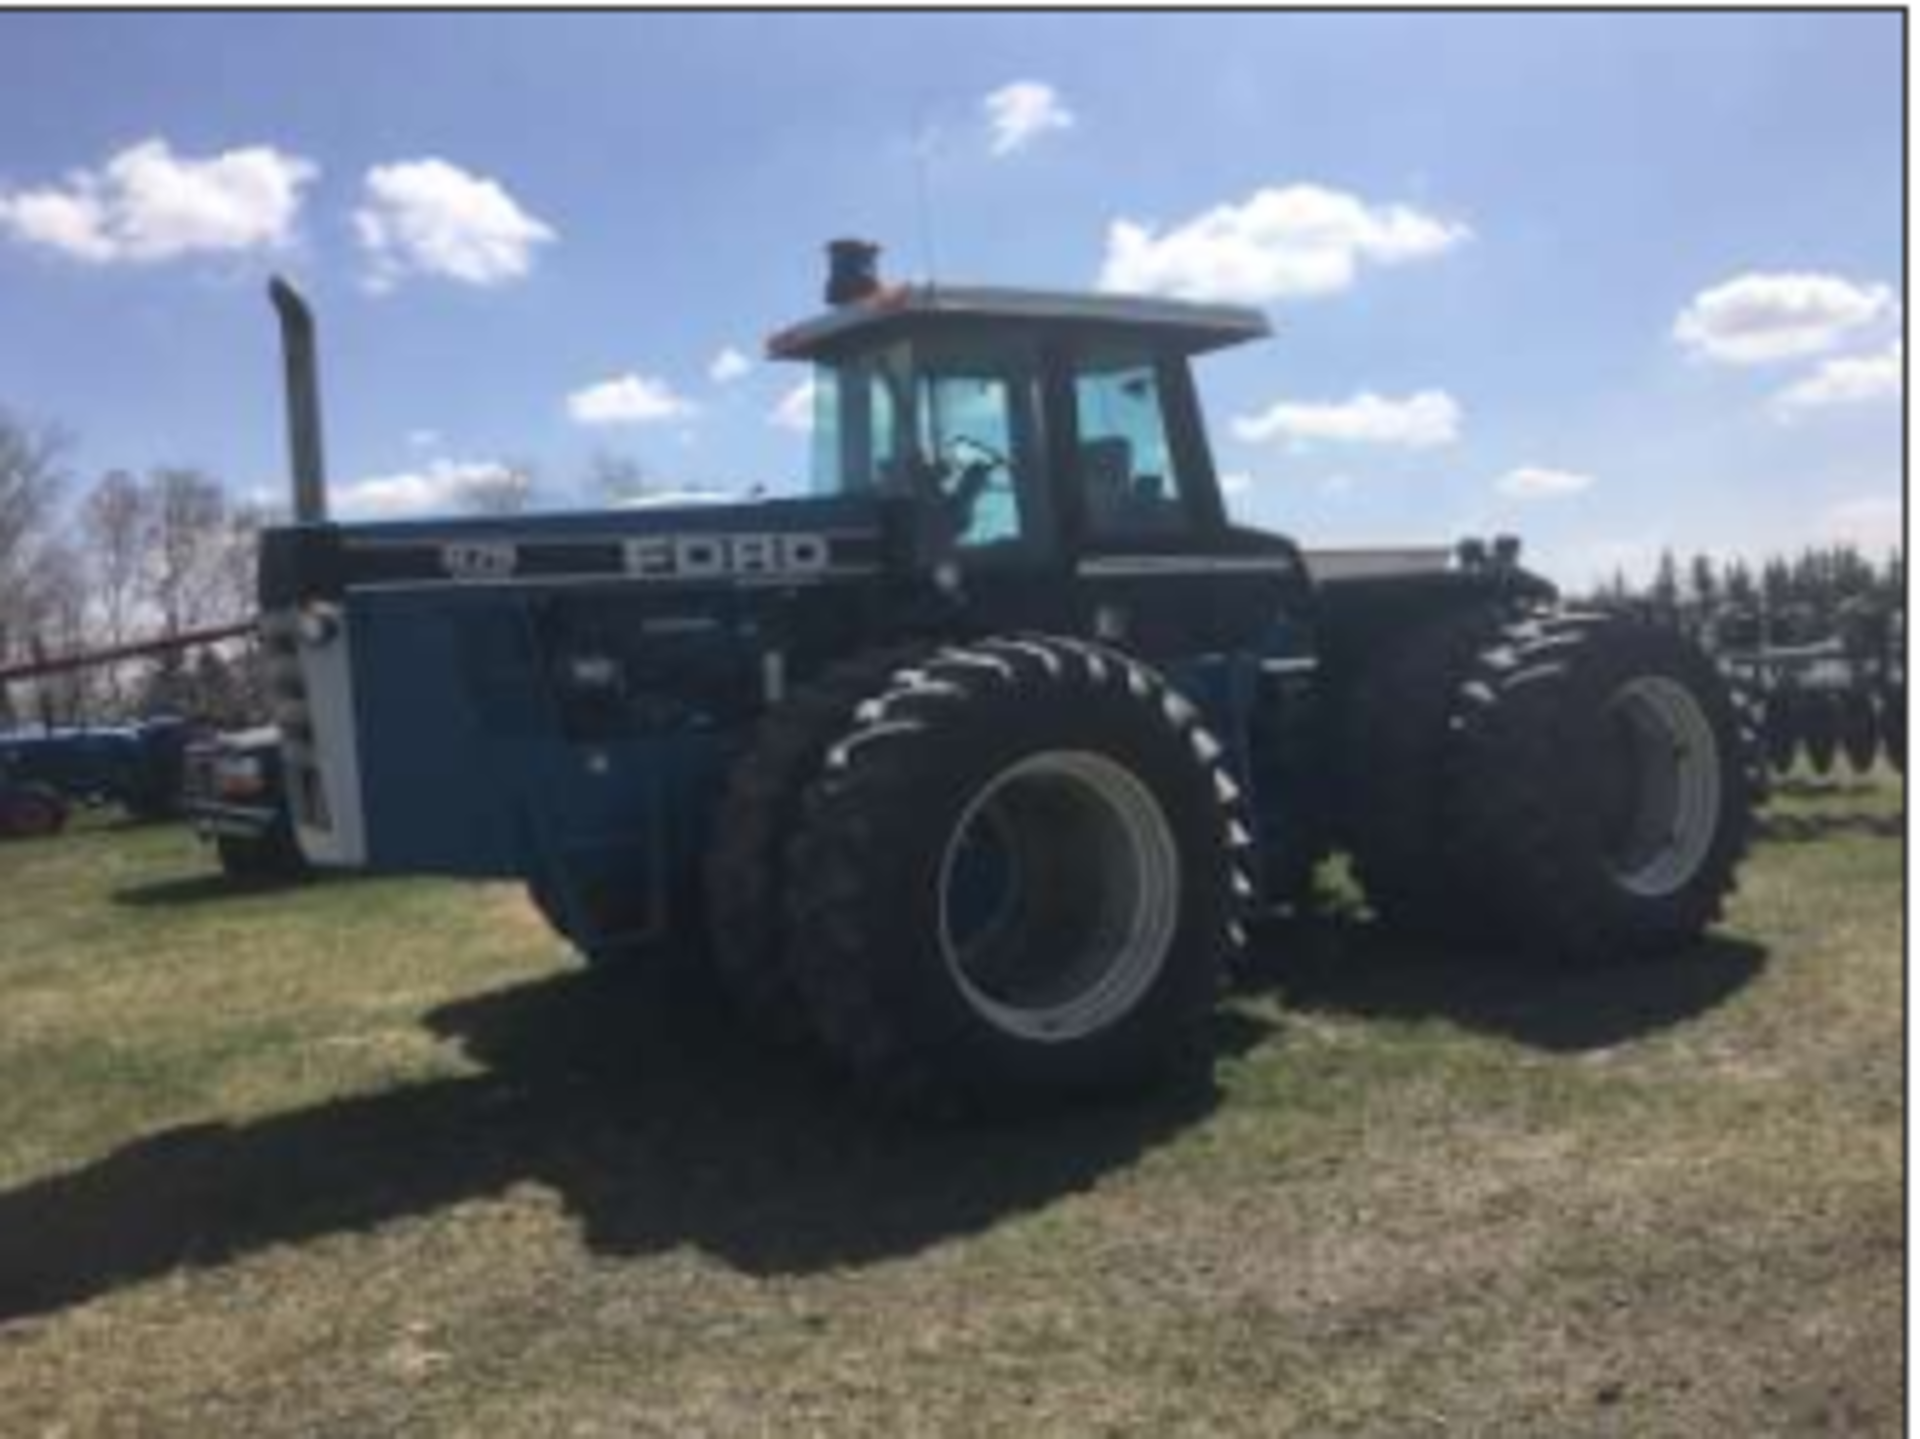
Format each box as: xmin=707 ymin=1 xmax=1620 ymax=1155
xmin=268 ymin=276 xmax=328 ymax=523
xmin=825 ymin=239 xmax=882 ymax=307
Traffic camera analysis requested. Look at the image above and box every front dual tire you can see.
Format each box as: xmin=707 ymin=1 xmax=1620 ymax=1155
xmin=721 ymin=636 xmax=1249 ymax=1114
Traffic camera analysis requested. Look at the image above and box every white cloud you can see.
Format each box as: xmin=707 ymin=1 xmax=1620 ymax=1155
xmin=406 ymin=428 xmax=441 ymax=450
xmin=1233 ymin=390 xmax=1462 ymax=451
xmin=334 ymin=458 xmax=528 ymax=520
xmin=1497 ymin=464 xmax=1595 ymax=499
xmin=1099 ymin=184 xmax=1468 ymax=305
xmin=0 ymin=138 xmax=315 ymax=264
xmin=984 ymin=81 xmax=1076 ymax=157
xmin=354 ymin=159 xmax=554 ymax=289
xmin=1820 ymin=495 xmax=1905 ymax=553
xmin=1673 ymin=272 xmax=1894 ymax=366
xmin=770 ymin=378 xmax=817 ymax=433
xmin=709 ymin=347 xmax=753 ymax=384
xmin=1219 ymin=471 xmax=1254 ymax=497
xmin=1774 ymin=341 xmax=1904 ymax=416
xmin=566 ymin=373 xmax=696 ymax=427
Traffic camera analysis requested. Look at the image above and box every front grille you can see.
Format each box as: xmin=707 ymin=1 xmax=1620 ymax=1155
xmin=260 ymin=610 xmax=329 ymax=831
xmin=181 ymin=748 xmax=219 ymax=806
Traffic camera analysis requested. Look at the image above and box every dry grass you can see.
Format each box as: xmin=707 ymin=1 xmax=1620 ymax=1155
xmin=0 ymin=777 xmax=1903 ymax=1436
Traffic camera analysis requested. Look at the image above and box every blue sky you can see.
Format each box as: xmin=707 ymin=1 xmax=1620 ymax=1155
xmin=0 ymin=10 xmax=1903 ymax=585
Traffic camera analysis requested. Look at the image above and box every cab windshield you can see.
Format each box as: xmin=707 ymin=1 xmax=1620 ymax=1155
xmin=807 ymin=346 xmax=914 ymax=499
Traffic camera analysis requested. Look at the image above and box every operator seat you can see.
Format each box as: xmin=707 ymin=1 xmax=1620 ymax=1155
xmin=1080 ymin=437 xmax=1135 ymax=535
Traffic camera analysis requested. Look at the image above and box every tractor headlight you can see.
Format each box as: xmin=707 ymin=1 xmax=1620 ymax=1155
xmin=214 ymin=755 xmax=267 ymax=800
xmin=298 ymin=606 xmax=341 ymax=647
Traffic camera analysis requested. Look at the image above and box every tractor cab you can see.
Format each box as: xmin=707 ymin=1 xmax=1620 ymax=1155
xmin=766 ymin=241 xmax=1312 ymax=655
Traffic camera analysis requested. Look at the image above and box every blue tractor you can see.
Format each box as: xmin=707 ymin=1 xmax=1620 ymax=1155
xmin=0 ymin=718 xmax=194 ymax=822
xmin=258 ymin=244 xmax=1755 ymax=1113
xmin=0 ymin=778 xmax=67 ymax=841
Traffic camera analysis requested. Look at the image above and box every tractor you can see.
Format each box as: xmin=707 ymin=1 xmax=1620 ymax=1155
xmin=0 ymin=718 xmax=194 ymax=822
xmin=257 ymin=242 xmax=1755 ymax=1113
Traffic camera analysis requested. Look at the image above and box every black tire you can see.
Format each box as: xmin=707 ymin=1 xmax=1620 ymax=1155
xmin=705 ymin=646 xmax=927 ymax=1045
xmin=1881 ymin=682 xmax=1905 ymax=773
xmin=1341 ymin=605 xmax=1503 ymax=937
xmin=785 ymin=636 xmax=1249 ymax=1114
xmin=527 ymin=873 xmax=701 ymax=973
xmin=1451 ymin=613 xmax=1752 ymax=965
xmin=1801 ymin=691 xmax=1840 ymax=777
xmin=1 ymin=785 xmax=67 ymax=841
xmin=1762 ymin=686 xmax=1801 ymax=776
xmin=1729 ymin=678 xmax=1772 ymax=806
xmin=1839 ymin=688 xmax=1880 ymax=775
xmin=216 ymin=827 xmax=308 ymax=883
xmin=1247 ymin=679 xmax=1330 ymax=915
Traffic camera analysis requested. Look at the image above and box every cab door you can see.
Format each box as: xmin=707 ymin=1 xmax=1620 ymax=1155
xmin=903 ymin=333 xmax=1079 ymax=635
xmin=1055 ymin=344 xmax=1298 ymax=663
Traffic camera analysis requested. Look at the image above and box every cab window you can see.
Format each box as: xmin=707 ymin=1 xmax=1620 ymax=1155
xmin=918 ymin=368 xmax=1029 ymax=550
xmin=1072 ymin=356 xmax=1194 ymax=541
xmin=809 ymin=350 xmax=908 ymax=497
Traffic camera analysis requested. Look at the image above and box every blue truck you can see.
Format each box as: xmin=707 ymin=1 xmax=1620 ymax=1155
xmin=255 ymin=244 xmax=1755 ymax=1113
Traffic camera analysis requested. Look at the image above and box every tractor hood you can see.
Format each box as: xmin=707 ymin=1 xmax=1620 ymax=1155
xmin=259 ymin=494 xmax=898 ymax=609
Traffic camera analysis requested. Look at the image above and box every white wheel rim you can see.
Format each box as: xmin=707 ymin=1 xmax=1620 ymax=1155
xmin=937 ymin=750 xmax=1181 ymax=1043
xmin=1602 ymin=677 xmax=1722 ymax=898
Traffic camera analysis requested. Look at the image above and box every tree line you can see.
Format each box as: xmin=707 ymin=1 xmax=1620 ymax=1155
xmin=0 ymin=406 xmax=263 ymax=728
xmin=1583 ymin=543 xmax=1904 ymax=651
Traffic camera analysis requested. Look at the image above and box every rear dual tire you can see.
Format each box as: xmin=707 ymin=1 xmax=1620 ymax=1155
xmin=1449 ymin=614 xmax=1753 ymax=964
xmin=1342 ymin=607 xmax=1502 ymax=938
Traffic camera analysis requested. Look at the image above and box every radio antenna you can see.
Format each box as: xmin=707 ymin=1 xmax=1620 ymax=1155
xmin=910 ymin=108 xmax=943 ymax=290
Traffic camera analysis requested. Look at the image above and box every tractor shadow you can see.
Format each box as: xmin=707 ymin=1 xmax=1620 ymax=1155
xmin=113 ymin=869 xmax=332 ymax=907
xmin=1766 ymin=775 xmax=1885 ymax=800
xmin=0 ymin=963 xmax=1265 ymax=1328
xmin=1239 ymin=910 xmax=1767 ymax=1055
xmin=1755 ymin=809 xmax=1905 ymax=845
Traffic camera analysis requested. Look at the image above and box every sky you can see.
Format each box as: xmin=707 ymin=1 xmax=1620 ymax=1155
xmin=0 ymin=10 xmax=1904 ymax=588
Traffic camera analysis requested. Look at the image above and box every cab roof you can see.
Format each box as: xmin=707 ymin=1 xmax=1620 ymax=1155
xmin=766 ymin=283 xmax=1271 ymax=362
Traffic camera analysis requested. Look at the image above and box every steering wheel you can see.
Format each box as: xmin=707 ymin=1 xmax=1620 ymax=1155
xmin=930 ymin=435 xmax=1010 ymax=535
xmin=943 ymin=434 xmax=1009 ymax=474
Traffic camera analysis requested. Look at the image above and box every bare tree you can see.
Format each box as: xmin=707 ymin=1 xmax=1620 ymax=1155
xmin=146 ymin=467 xmax=232 ymax=638
xmin=0 ymin=408 xmax=72 ymax=726
xmin=79 ymin=469 xmax=152 ymax=709
xmin=22 ymin=543 xmax=93 ymax=724
xmin=0 ymin=408 xmax=70 ymax=650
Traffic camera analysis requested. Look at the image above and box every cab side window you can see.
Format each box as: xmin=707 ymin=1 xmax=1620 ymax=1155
xmin=1073 ymin=357 xmax=1193 ymax=542
xmin=921 ymin=371 xmax=1023 ymax=548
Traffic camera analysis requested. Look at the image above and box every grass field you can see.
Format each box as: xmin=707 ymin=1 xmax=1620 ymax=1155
xmin=0 ymin=777 xmax=1904 ymax=1436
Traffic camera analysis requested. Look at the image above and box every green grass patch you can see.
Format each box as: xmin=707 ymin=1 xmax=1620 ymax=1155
xmin=0 ymin=778 xmax=1903 ymax=1435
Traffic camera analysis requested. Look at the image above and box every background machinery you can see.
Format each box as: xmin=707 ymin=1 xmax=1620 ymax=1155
xmin=0 ymin=619 xmax=258 ymax=828
xmin=255 ymin=243 xmax=1756 ymax=1113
